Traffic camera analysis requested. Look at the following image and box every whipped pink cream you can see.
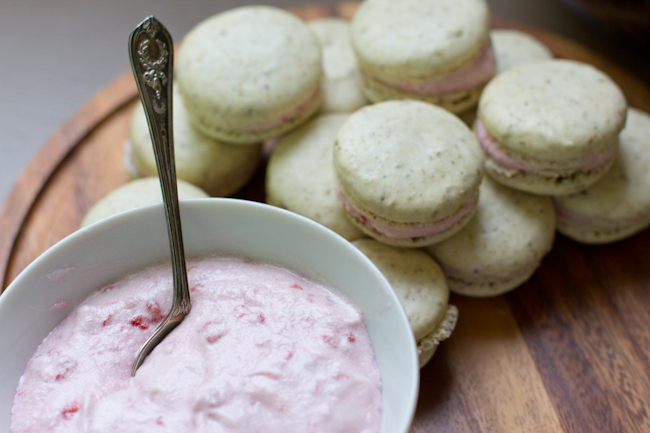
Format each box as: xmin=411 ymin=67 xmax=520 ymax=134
xmin=11 ymin=255 xmax=381 ymax=433
xmin=476 ymin=120 xmax=616 ymax=173
xmin=368 ymin=43 xmax=495 ymax=96
xmin=339 ymin=189 xmax=477 ymax=239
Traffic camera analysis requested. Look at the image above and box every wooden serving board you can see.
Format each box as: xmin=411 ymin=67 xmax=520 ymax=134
xmin=2 ymin=3 xmax=650 ymax=432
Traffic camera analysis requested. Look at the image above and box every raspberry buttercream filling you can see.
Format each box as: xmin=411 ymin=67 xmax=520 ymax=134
xmin=242 ymin=88 xmax=321 ymax=132
xmin=476 ymin=120 xmax=616 ymax=173
xmin=338 ymin=189 xmax=478 ymax=239
xmin=366 ymin=43 xmax=495 ymax=96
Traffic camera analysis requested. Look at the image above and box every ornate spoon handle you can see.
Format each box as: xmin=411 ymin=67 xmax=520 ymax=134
xmin=128 ymin=16 xmax=191 ymax=376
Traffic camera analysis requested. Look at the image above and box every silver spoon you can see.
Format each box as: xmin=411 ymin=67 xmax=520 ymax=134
xmin=128 ymin=16 xmax=191 ymax=376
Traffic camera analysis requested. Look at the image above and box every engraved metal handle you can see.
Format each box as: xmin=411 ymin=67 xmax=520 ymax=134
xmin=128 ymin=16 xmax=191 ymax=376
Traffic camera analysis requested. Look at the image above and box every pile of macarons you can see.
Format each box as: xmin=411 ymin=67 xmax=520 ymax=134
xmin=82 ymin=0 xmax=650 ymax=369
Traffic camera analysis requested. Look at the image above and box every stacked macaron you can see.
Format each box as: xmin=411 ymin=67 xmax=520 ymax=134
xmin=353 ymin=239 xmax=458 ymax=368
xmin=350 ymin=0 xmax=494 ymax=115
xmin=475 ymin=59 xmax=627 ymax=196
xmin=125 ymin=87 xmax=261 ymax=197
xmin=176 ymin=6 xmax=323 ymax=145
xmin=333 ymin=100 xmax=484 ymax=247
xmin=308 ymin=18 xmax=369 ymax=114
xmin=553 ymin=108 xmax=650 ymax=243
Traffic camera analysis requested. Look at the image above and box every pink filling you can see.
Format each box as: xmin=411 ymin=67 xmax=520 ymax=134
xmin=243 ymin=89 xmax=320 ymax=132
xmin=476 ymin=120 xmax=616 ymax=173
xmin=370 ymin=43 xmax=495 ymax=96
xmin=338 ymin=189 xmax=477 ymax=239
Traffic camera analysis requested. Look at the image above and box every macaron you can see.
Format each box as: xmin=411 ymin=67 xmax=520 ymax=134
xmin=352 ymin=239 xmax=458 ymax=367
xmin=426 ymin=176 xmax=556 ymax=297
xmin=126 ymin=88 xmax=261 ymax=197
xmin=266 ymin=113 xmax=365 ymax=241
xmin=476 ymin=59 xmax=627 ymax=195
xmin=176 ymin=6 xmax=323 ymax=144
xmin=81 ymin=177 xmax=209 ymax=228
xmin=350 ymin=0 xmax=494 ymax=114
xmin=491 ymin=29 xmax=553 ymax=74
xmin=554 ymin=107 xmax=650 ymax=244
xmin=307 ymin=18 xmax=368 ymax=114
xmin=334 ymin=100 xmax=484 ymax=247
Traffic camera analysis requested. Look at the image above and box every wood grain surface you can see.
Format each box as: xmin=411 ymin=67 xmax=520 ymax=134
xmin=2 ymin=3 xmax=650 ymax=432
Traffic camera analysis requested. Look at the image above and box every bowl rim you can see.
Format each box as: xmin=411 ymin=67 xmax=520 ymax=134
xmin=0 ymin=198 xmax=419 ymax=432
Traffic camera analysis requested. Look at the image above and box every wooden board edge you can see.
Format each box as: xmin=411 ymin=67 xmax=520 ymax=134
xmin=0 ymin=72 xmax=137 ymax=290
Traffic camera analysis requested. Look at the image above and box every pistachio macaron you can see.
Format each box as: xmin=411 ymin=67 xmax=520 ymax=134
xmin=126 ymin=88 xmax=261 ymax=197
xmin=352 ymin=239 xmax=458 ymax=367
xmin=491 ymin=29 xmax=553 ymax=74
xmin=81 ymin=177 xmax=208 ymax=228
xmin=176 ymin=6 xmax=323 ymax=144
xmin=334 ymin=100 xmax=484 ymax=247
xmin=308 ymin=18 xmax=368 ymax=114
xmin=350 ymin=0 xmax=495 ymax=114
xmin=554 ymin=108 xmax=650 ymax=243
xmin=476 ymin=59 xmax=627 ymax=195
xmin=426 ymin=177 xmax=556 ymax=297
xmin=266 ymin=113 xmax=364 ymax=241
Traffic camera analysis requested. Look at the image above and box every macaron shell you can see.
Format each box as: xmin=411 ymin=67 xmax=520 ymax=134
xmin=176 ymin=6 xmax=322 ymax=143
xmin=129 ymin=89 xmax=262 ymax=197
xmin=350 ymin=0 xmax=491 ymax=81
xmin=491 ymin=29 xmax=553 ymax=74
xmin=479 ymin=59 xmax=627 ymax=165
xmin=308 ymin=18 xmax=368 ymax=114
xmin=351 ymin=239 xmax=450 ymax=341
xmin=427 ymin=177 xmax=556 ymax=296
xmin=334 ymin=100 xmax=484 ymax=224
xmin=417 ymin=305 xmax=458 ymax=367
xmin=81 ymin=178 xmax=209 ymax=228
xmin=266 ymin=114 xmax=365 ymax=241
xmin=554 ymin=108 xmax=650 ymax=243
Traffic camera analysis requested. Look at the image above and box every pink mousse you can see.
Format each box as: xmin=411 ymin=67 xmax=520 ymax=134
xmin=11 ymin=255 xmax=382 ymax=433
xmin=476 ymin=120 xmax=616 ymax=172
xmin=369 ymin=43 xmax=495 ymax=96
xmin=338 ymin=189 xmax=477 ymax=239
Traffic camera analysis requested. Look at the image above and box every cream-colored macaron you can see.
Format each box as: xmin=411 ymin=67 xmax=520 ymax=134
xmin=477 ymin=59 xmax=627 ymax=195
xmin=554 ymin=108 xmax=650 ymax=243
xmin=266 ymin=113 xmax=364 ymax=241
xmin=81 ymin=177 xmax=209 ymax=228
xmin=491 ymin=29 xmax=553 ymax=74
xmin=176 ymin=6 xmax=323 ymax=144
xmin=352 ymin=239 xmax=458 ymax=367
xmin=126 ymin=88 xmax=261 ymax=197
xmin=334 ymin=100 xmax=484 ymax=247
xmin=426 ymin=177 xmax=556 ymax=296
xmin=308 ymin=18 xmax=368 ymax=114
xmin=350 ymin=0 xmax=494 ymax=114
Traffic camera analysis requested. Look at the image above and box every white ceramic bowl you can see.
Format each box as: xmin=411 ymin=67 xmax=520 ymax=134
xmin=0 ymin=198 xmax=418 ymax=432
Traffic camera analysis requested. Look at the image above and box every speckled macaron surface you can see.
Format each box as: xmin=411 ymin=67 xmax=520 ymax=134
xmin=491 ymin=29 xmax=553 ymax=74
xmin=128 ymin=88 xmax=261 ymax=197
xmin=334 ymin=100 xmax=484 ymax=245
xmin=426 ymin=177 xmax=556 ymax=297
xmin=176 ymin=6 xmax=323 ymax=144
xmin=308 ymin=18 xmax=368 ymax=114
xmin=352 ymin=239 xmax=457 ymax=367
xmin=266 ymin=113 xmax=364 ymax=241
xmin=81 ymin=178 xmax=209 ymax=228
xmin=350 ymin=0 xmax=491 ymax=80
xmin=477 ymin=59 xmax=627 ymax=195
xmin=479 ymin=59 xmax=626 ymax=167
xmin=554 ymin=108 xmax=650 ymax=244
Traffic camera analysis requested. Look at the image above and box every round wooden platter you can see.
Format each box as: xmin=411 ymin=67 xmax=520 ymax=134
xmin=2 ymin=2 xmax=650 ymax=432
